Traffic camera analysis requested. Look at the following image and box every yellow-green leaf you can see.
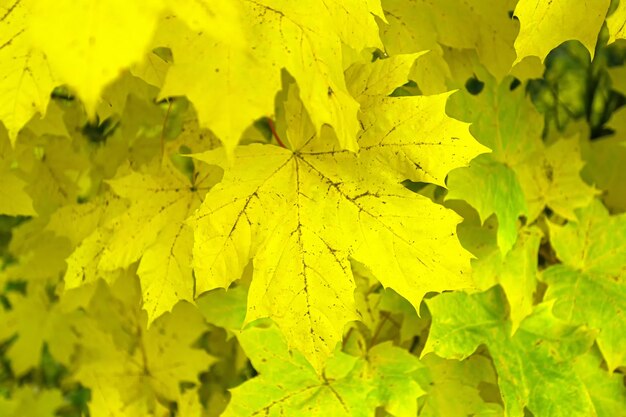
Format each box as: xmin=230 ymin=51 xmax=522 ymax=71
xmin=513 ymin=0 xmax=609 ymax=63
xmin=424 ymin=287 xmax=597 ymax=417
xmin=0 ymin=0 xmax=56 ymax=142
xmin=607 ymin=0 xmax=626 ymax=43
xmin=543 ymin=200 xmax=626 ymax=371
xmin=192 ymin=79 xmax=482 ymax=370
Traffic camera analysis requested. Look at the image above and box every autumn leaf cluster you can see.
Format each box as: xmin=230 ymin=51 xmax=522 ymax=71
xmin=1 ymin=0 xmax=626 ymax=416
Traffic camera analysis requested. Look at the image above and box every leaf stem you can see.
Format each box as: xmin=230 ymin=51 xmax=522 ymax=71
xmin=267 ymin=117 xmax=286 ymax=148
xmin=160 ymin=99 xmax=173 ymax=160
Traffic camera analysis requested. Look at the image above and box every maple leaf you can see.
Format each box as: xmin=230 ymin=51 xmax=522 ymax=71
xmin=155 ymin=0 xmax=382 ymax=152
xmin=2 ymin=218 xmax=72 ymax=285
xmin=514 ymin=135 xmax=598 ymax=221
xmin=73 ymin=277 xmax=214 ymax=417
xmin=581 ymin=118 xmax=626 ymax=212
xmin=0 ymin=131 xmax=35 ymax=215
xmin=542 ymin=199 xmax=626 ymax=372
xmin=62 ymin=158 xmax=221 ymax=323
xmin=379 ymin=0 xmax=518 ymax=80
xmin=446 ymin=74 xmax=596 ymax=253
xmin=457 ymin=207 xmax=543 ymax=334
xmin=25 ymin=0 xmax=243 ymax=118
xmin=513 ymin=0 xmax=610 ymax=63
xmin=0 ymin=0 xmax=56 ymax=143
xmin=0 ymin=386 xmax=64 ymax=417
xmin=196 ymin=284 xmax=248 ymax=333
xmin=607 ymin=0 xmax=626 ymax=43
xmin=223 ymin=323 xmax=422 ymax=417
xmin=575 ymin=347 xmax=626 ymax=417
xmin=192 ymin=57 xmax=484 ymax=370
xmin=424 ymin=286 xmax=597 ymax=417
xmin=26 ymin=0 xmax=162 ymax=115
xmin=416 ymin=354 xmax=502 ymax=417
xmin=364 ymin=341 xmax=424 ymax=417
xmin=0 ymin=283 xmax=82 ymax=375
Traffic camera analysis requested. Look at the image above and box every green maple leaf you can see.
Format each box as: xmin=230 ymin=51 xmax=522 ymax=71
xmin=416 ymin=354 xmax=502 ymax=417
xmin=446 ymin=74 xmax=596 ymax=253
xmin=196 ymin=284 xmax=248 ymax=334
xmin=575 ymin=347 xmax=626 ymax=417
xmin=457 ymin=207 xmax=543 ymax=333
xmin=223 ymin=323 xmax=422 ymax=417
xmin=365 ymin=341 xmax=424 ymax=417
xmin=424 ymin=286 xmax=597 ymax=417
xmin=542 ymin=199 xmax=626 ymax=371
xmin=155 ymin=0 xmax=383 ymax=152
xmin=192 ymin=56 xmax=485 ymax=370
xmin=513 ymin=0 xmax=610 ymax=63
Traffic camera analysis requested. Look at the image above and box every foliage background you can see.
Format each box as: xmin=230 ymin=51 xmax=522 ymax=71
xmin=1 ymin=0 xmax=626 ymax=416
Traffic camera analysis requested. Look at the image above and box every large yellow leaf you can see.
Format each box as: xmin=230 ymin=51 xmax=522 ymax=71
xmin=0 ymin=0 xmax=56 ymax=143
xmin=513 ymin=0 xmax=610 ymax=63
xmin=192 ymin=71 xmax=484 ymax=370
xmin=607 ymin=0 xmax=626 ymax=43
xmin=27 ymin=0 xmax=164 ymax=115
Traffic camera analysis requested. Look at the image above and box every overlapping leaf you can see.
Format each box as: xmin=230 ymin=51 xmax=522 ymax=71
xmin=446 ymin=74 xmax=596 ymax=253
xmin=456 ymin=207 xmax=542 ymax=333
xmin=424 ymin=287 xmax=597 ymax=417
xmin=0 ymin=284 xmax=81 ymax=375
xmin=575 ymin=347 xmax=626 ymax=417
xmin=155 ymin=0 xmax=382 ymax=152
xmin=379 ymin=0 xmax=518 ymax=81
xmin=513 ymin=0 xmax=610 ymax=63
xmin=607 ymin=0 xmax=626 ymax=43
xmin=223 ymin=323 xmax=422 ymax=417
xmin=0 ymin=0 xmax=56 ymax=142
xmin=0 ymin=128 xmax=35 ymax=215
xmin=416 ymin=354 xmax=503 ymax=417
xmin=73 ymin=277 xmax=213 ymax=417
xmin=0 ymin=387 xmax=64 ymax=417
xmin=62 ymin=158 xmax=220 ymax=322
xmin=543 ymin=200 xmax=626 ymax=371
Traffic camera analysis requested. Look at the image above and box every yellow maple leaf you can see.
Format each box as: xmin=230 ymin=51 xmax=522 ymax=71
xmin=607 ymin=0 xmax=626 ymax=43
xmin=0 ymin=284 xmax=81 ymax=375
xmin=27 ymin=0 xmax=164 ymax=115
xmin=192 ymin=63 xmax=485 ymax=370
xmin=513 ymin=0 xmax=610 ymax=63
xmin=0 ymin=0 xmax=56 ymax=143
